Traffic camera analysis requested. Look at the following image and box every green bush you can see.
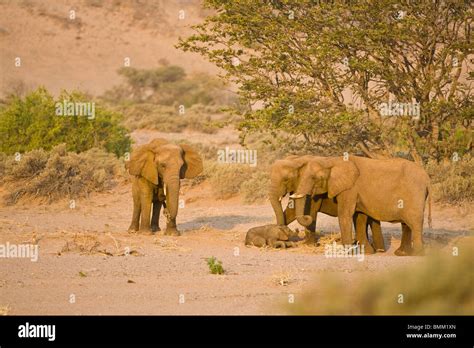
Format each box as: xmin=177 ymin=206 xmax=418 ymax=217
xmin=1 ymin=144 xmax=125 ymax=204
xmin=426 ymin=155 xmax=474 ymax=204
xmin=0 ymin=87 xmax=131 ymax=157
xmin=206 ymin=256 xmax=225 ymax=275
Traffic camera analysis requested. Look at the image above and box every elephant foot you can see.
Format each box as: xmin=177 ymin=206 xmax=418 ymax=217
xmin=151 ymin=225 xmax=161 ymax=233
xmin=394 ymin=247 xmax=411 ymax=256
xmin=361 ymin=243 xmax=376 ymax=254
xmin=164 ymin=227 xmax=181 ymax=236
xmin=304 ymin=231 xmax=318 ymax=245
xmin=128 ymin=225 xmax=139 ymax=233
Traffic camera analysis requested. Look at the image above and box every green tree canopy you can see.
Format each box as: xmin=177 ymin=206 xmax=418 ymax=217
xmin=178 ymin=0 xmax=473 ymax=161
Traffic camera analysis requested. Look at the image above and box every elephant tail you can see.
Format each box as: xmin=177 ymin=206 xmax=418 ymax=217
xmin=427 ymin=185 xmax=432 ymax=229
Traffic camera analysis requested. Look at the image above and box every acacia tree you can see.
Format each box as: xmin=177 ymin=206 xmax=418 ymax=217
xmin=178 ymin=0 xmax=472 ymax=161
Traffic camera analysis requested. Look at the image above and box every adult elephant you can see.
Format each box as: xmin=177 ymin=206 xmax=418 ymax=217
xmin=269 ymin=155 xmax=385 ymax=254
xmin=127 ymin=138 xmax=203 ymax=235
xmin=291 ymin=156 xmax=431 ymax=256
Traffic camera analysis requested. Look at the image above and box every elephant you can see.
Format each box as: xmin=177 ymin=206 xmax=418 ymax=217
xmin=126 ymin=138 xmax=203 ymax=235
xmin=291 ymin=155 xmax=431 ymax=256
xmin=269 ymin=155 xmax=385 ymax=254
xmin=245 ymin=224 xmax=299 ymax=248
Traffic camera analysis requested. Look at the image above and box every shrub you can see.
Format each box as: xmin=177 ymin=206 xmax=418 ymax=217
xmin=102 ymin=66 xmax=239 ymax=108
xmin=0 ymin=87 xmax=131 ymax=157
xmin=426 ymin=155 xmax=474 ymax=204
xmin=285 ymin=238 xmax=474 ymax=315
xmin=203 ymin=161 xmax=255 ymax=200
xmin=241 ymin=170 xmax=270 ymax=204
xmin=206 ymin=256 xmax=225 ymax=275
xmin=114 ymin=103 xmax=224 ymax=134
xmin=1 ymin=144 xmax=125 ymax=204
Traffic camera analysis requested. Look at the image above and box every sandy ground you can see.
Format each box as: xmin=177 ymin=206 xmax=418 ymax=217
xmin=0 ymin=164 xmax=472 ymax=315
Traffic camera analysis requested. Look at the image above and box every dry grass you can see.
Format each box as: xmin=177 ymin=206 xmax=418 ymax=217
xmin=426 ymin=155 xmax=473 ymax=204
xmin=285 ymin=237 xmax=474 ymax=315
xmin=0 ymin=305 xmax=11 ymax=315
xmin=115 ymin=103 xmax=227 ymax=134
xmin=152 ymin=237 xmax=191 ymax=253
xmin=60 ymin=232 xmax=141 ymax=256
xmin=271 ymin=271 xmax=294 ymax=286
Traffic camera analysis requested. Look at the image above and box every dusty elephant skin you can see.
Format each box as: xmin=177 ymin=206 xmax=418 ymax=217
xmin=269 ymin=155 xmax=385 ymax=254
xmin=245 ymin=224 xmax=299 ymax=248
xmin=292 ymin=156 xmax=431 ymax=256
xmin=126 ymin=138 xmax=203 ymax=236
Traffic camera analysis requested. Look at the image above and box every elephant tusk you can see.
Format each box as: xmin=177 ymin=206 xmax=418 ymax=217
xmin=278 ymin=196 xmax=283 ymax=202
xmin=163 ymin=184 xmax=167 ymax=196
xmin=289 ymin=193 xmax=305 ymax=199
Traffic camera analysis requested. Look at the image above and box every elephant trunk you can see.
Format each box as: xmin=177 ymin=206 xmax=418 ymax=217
xmin=269 ymin=185 xmax=285 ymax=225
xmin=294 ymin=194 xmax=313 ymax=226
xmin=164 ymin=175 xmax=180 ymax=222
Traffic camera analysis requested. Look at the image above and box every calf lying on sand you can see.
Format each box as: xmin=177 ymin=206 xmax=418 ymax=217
xmin=245 ymin=224 xmax=298 ymax=248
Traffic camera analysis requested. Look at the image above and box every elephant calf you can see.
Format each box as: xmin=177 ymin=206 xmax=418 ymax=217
xmin=245 ymin=225 xmax=298 ymax=248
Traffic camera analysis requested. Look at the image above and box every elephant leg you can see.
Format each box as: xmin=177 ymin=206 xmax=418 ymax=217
xmin=128 ymin=178 xmax=141 ymax=232
xmin=304 ymin=196 xmax=321 ymax=245
xmin=270 ymin=240 xmax=287 ymax=249
xmin=409 ymin=221 xmax=424 ymax=256
xmin=369 ymin=218 xmax=385 ymax=252
xmin=283 ymin=202 xmax=296 ymax=225
xmin=138 ymin=181 xmax=153 ymax=232
xmin=151 ymin=199 xmax=162 ymax=232
xmin=353 ymin=213 xmax=375 ymax=254
xmin=395 ymin=223 xmax=413 ymax=256
xmin=249 ymin=236 xmax=266 ymax=247
xmin=164 ymin=216 xmax=180 ymax=236
xmin=336 ymin=191 xmax=356 ymax=246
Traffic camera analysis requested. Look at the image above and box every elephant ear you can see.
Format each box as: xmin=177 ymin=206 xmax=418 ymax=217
xmin=128 ymin=146 xmax=159 ymax=185
xmin=327 ymin=160 xmax=359 ymax=198
xmin=180 ymin=144 xmax=203 ymax=179
xmin=277 ymin=226 xmax=290 ymax=241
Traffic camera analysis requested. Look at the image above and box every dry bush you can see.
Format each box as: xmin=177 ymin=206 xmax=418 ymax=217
xmin=61 ymin=233 xmax=102 ymax=255
xmin=426 ymin=155 xmax=473 ymax=204
xmin=60 ymin=232 xmax=141 ymax=256
xmin=241 ymin=170 xmax=270 ymax=204
xmin=113 ymin=103 xmax=226 ymax=134
xmin=0 ymin=305 xmax=10 ymax=315
xmin=1 ymin=144 xmax=126 ymax=204
xmin=202 ymin=161 xmax=255 ymax=200
xmin=186 ymin=145 xmax=270 ymax=203
xmin=286 ymin=238 xmax=474 ymax=315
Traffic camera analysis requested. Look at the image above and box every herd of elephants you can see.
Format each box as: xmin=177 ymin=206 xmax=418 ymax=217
xmin=126 ymin=138 xmax=432 ymax=256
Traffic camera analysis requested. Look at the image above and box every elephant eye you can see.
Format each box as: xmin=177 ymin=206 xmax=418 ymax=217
xmin=159 ymin=163 xmax=166 ymax=168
